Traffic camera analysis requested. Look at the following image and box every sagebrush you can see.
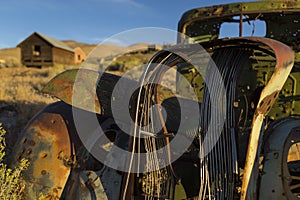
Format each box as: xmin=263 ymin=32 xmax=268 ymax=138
xmin=0 ymin=122 xmax=29 ymax=200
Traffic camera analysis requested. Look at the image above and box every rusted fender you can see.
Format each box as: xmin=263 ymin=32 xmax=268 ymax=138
xmin=43 ymin=69 xmax=140 ymax=119
xmin=10 ymin=102 xmax=73 ymax=199
xmin=43 ymin=69 xmax=175 ymax=123
xmin=43 ymin=69 xmax=139 ymax=124
xmin=43 ymin=69 xmax=102 ymax=114
xmin=240 ymin=37 xmax=294 ymax=200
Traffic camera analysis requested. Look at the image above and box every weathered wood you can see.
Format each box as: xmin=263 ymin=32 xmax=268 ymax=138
xmin=19 ymin=34 xmax=53 ymax=67
xmin=17 ymin=32 xmax=75 ymax=67
xmin=53 ymin=47 xmax=74 ymax=65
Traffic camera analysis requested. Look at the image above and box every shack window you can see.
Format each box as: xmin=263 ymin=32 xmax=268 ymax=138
xmin=33 ymin=45 xmax=41 ymax=56
xmin=77 ymin=55 xmax=81 ymax=61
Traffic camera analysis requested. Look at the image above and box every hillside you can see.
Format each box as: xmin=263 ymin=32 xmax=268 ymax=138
xmin=128 ymin=43 xmax=162 ymax=51
xmin=62 ymin=40 xmax=97 ymax=55
xmin=63 ymin=40 xmax=162 ymax=58
xmin=0 ymin=47 xmax=21 ymax=67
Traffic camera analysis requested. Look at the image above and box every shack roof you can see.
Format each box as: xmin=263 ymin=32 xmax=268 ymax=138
xmin=18 ymin=32 xmax=74 ymax=52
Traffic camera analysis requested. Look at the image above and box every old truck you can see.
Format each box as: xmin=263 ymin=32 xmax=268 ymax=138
xmin=9 ymin=1 xmax=300 ymax=199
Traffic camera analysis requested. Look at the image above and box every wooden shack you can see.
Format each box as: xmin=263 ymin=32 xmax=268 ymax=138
xmin=17 ymin=32 xmax=85 ymax=68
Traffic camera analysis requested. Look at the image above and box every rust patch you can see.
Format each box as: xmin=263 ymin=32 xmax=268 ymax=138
xmin=10 ymin=111 xmax=72 ymax=199
xmin=256 ymin=91 xmax=279 ymax=114
xmin=28 ymin=140 xmax=36 ymax=146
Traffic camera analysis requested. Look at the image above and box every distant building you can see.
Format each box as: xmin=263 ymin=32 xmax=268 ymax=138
xmin=147 ymin=44 xmax=157 ymax=52
xmin=17 ymin=32 xmax=85 ymax=68
xmin=74 ymin=47 xmax=86 ymax=64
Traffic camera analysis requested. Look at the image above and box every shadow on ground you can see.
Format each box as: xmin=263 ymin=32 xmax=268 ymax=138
xmin=0 ymin=100 xmax=49 ymax=152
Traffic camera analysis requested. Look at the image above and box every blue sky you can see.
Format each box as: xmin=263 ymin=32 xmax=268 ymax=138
xmin=0 ymin=0 xmax=257 ymax=49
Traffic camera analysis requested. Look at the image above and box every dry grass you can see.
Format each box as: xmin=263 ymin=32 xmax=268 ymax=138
xmin=0 ymin=48 xmax=21 ymax=68
xmin=0 ymin=65 xmax=76 ymax=148
xmin=0 ymin=49 xmax=156 ymax=149
xmin=0 ymin=123 xmax=29 ymax=200
xmin=0 ymin=68 xmax=51 ymax=102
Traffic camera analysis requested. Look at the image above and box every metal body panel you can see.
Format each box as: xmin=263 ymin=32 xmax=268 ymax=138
xmin=10 ymin=102 xmax=72 ymax=199
xmin=240 ymin=37 xmax=294 ymax=200
xmin=178 ymin=1 xmax=300 ymax=30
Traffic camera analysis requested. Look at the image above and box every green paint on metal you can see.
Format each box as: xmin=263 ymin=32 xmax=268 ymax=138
xmin=178 ymin=0 xmax=300 ymax=51
xmin=43 ymin=69 xmax=101 ymax=114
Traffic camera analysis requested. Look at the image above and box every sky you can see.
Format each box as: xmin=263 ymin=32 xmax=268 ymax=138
xmin=0 ymin=0 xmax=258 ymax=49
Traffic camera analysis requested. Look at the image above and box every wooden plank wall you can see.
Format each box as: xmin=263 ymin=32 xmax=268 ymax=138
xmin=20 ymin=35 xmax=53 ymax=67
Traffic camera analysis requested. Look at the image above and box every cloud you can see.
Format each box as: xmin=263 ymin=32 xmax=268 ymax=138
xmin=111 ymin=0 xmax=144 ymax=8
